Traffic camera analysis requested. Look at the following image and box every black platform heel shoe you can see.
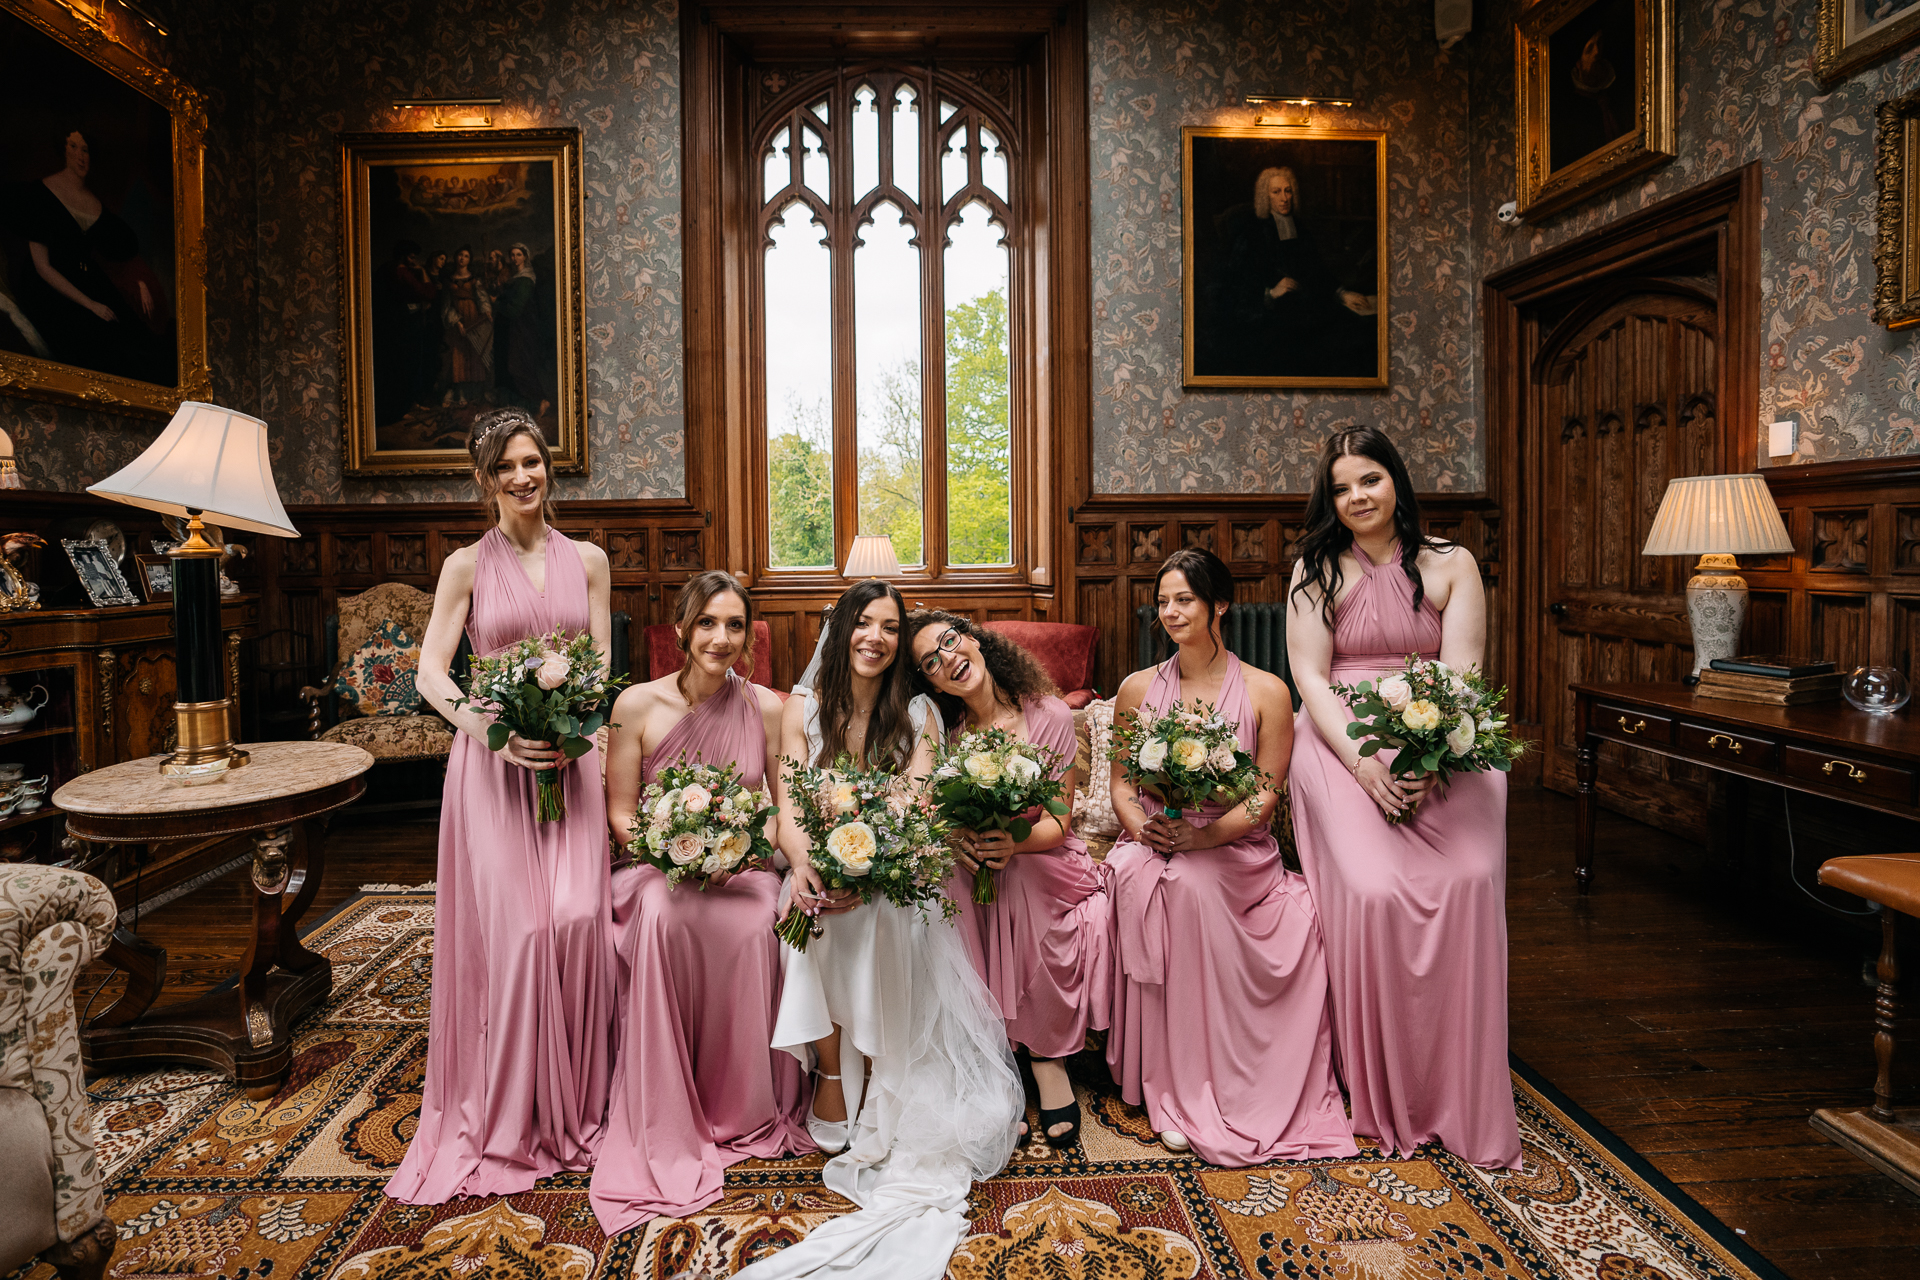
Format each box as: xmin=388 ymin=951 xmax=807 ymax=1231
xmin=1031 ymin=1100 xmax=1082 ymax=1154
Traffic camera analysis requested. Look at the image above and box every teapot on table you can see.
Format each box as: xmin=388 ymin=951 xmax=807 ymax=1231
xmin=0 ymin=677 xmax=48 ymax=734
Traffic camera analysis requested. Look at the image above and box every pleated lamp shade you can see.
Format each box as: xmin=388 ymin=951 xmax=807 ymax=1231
xmin=88 ymin=402 xmax=299 ymax=538
xmin=841 ymin=533 xmax=901 ymax=579
xmin=1641 ymin=474 xmax=1792 ymax=557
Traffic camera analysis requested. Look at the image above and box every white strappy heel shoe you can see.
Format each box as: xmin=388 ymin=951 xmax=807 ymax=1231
xmin=808 ymin=1070 xmax=850 ymax=1155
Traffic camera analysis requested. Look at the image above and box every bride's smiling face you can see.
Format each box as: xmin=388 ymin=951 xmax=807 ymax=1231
xmin=683 ymin=590 xmax=748 ymax=679
xmin=848 ymin=596 xmax=901 ymax=680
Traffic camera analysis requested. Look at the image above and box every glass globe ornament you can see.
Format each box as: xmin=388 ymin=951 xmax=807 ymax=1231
xmin=1843 ymin=666 xmax=1912 ymax=715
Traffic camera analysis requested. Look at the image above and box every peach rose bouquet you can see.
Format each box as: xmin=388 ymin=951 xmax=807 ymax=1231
xmin=630 ymin=759 xmax=776 ymax=887
xmin=456 ymin=627 xmax=627 ymax=822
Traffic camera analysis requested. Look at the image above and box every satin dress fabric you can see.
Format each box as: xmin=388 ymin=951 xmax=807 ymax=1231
xmin=1105 ymin=654 xmax=1357 ymax=1167
xmin=960 ymin=695 xmax=1115 ymax=1060
xmin=589 ymin=670 xmax=813 ymax=1235
xmin=387 ymin=527 xmax=615 ymax=1203
xmin=1288 ymin=547 xmax=1523 ymax=1169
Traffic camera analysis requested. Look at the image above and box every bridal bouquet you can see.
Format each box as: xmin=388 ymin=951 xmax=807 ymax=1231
xmin=629 ymin=760 xmax=776 ymax=888
xmin=929 ymin=728 xmax=1070 ymax=904
xmin=457 ymin=628 xmax=626 ymax=822
xmin=775 ymin=755 xmax=956 ymax=951
xmin=1331 ymin=656 xmax=1525 ymax=824
xmin=1108 ymin=699 xmax=1269 ymax=822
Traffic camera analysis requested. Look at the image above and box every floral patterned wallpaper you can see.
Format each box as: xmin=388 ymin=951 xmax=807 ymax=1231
xmin=1470 ymin=0 xmax=1920 ymax=467
xmin=1086 ymin=0 xmax=1480 ymax=494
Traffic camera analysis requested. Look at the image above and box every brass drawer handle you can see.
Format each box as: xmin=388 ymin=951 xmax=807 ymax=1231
xmin=1707 ymin=733 xmax=1743 ymax=754
xmin=1617 ymin=716 xmax=1646 ymax=735
xmin=1822 ymin=760 xmax=1867 ymax=782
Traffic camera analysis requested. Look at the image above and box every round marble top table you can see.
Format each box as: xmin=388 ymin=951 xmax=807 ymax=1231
xmin=57 ymin=740 xmax=375 ymax=1097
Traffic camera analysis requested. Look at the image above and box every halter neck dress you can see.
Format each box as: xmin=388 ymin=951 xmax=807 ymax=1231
xmin=589 ymin=671 xmax=812 ymax=1235
xmin=387 ymin=526 xmax=615 ymax=1203
xmin=1104 ymin=653 xmax=1356 ymax=1166
xmin=1288 ymin=544 xmax=1522 ymax=1168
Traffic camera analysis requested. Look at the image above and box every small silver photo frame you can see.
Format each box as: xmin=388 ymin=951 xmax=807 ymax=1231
xmin=62 ymin=537 xmax=140 ymax=608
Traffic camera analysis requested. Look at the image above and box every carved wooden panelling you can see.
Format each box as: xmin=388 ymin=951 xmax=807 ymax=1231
xmin=1810 ymin=510 xmax=1870 ymax=574
xmin=1809 ymin=593 xmax=1870 ymax=668
xmin=334 ymin=535 xmax=373 ymax=577
xmin=1129 ymin=525 xmax=1163 ymax=564
xmin=387 ymin=535 xmax=428 ymax=576
xmin=661 ymin=531 xmax=703 ymax=571
xmin=1742 ymin=510 xmax=1794 ymax=572
xmin=1077 ymin=525 xmax=1115 ymax=565
xmin=1893 ymin=597 xmax=1920 ymax=679
xmin=1744 ymin=590 xmax=1790 ymax=656
xmin=609 ymin=531 xmax=650 ymax=572
xmin=1230 ymin=522 xmax=1266 ymax=562
xmin=283 ymin=539 xmax=319 ymax=575
xmin=1180 ymin=523 xmax=1214 ymax=553
xmin=1897 ymin=508 xmax=1920 ymax=573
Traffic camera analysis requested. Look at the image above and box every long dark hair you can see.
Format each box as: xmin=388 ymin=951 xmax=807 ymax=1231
xmin=904 ymin=610 xmax=1058 ymax=733
xmin=671 ymin=571 xmax=754 ymax=702
xmin=812 ymin=579 xmax=916 ymax=770
xmin=1153 ymin=548 xmax=1235 ymax=663
xmin=1289 ymin=425 xmax=1439 ymax=626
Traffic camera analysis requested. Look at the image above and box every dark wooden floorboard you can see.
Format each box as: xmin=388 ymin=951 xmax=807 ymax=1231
xmin=79 ymin=788 xmax=1920 ymax=1277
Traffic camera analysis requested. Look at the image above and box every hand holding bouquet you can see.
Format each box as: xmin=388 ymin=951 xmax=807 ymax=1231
xmin=457 ymin=628 xmax=626 ymax=822
xmin=929 ymin=728 xmax=1071 ymax=904
xmin=1331 ymin=656 xmax=1524 ymax=824
xmin=1108 ymin=698 xmax=1270 ymax=828
xmin=630 ymin=760 xmax=776 ymax=888
xmin=775 ymin=755 xmax=956 ymax=951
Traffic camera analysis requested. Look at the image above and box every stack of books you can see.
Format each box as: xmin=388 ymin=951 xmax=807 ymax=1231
xmin=1697 ymin=656 xmax=1840 ymax=706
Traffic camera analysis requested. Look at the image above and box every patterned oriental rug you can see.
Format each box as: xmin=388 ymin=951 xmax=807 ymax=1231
xmin=10 ymin=888 xmax=1787 ymax=1280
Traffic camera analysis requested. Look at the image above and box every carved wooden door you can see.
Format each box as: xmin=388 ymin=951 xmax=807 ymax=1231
xmin=1537 ymin=287 xmax=1723 ymax=837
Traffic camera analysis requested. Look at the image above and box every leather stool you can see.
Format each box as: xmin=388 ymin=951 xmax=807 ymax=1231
xmin=1811 ymin=852 xmax=1920 ymax=1195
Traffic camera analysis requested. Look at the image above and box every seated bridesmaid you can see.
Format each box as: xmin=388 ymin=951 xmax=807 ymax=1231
xmin=1105 ymin=548 xmax=1356 ymax=1166
xmin=589 ymin=571 xmax=812 ymax=1235
xmin=905 ymin=611 xmax=1114 ymax=1152
xmin=1286 ymin=425 xmax=1522 ymax=1169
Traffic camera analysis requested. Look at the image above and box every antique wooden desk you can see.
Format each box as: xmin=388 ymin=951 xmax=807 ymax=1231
xmin=1572 ymin=682 xmax=1920 ymax=893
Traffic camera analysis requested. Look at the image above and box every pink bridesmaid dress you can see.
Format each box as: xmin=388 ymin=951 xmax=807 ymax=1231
xmin=387 ymin=526 xmax=615 ymax=1203
xmin=1289 ymin=548 xmax=1523 ymax=1169
xmin=590 ymin=671 xmax=813 ymax=1234
xmin=969 ymin=696 xmax=1114 ymax=1060
xmin=1105 ymin=654 xmax=1356 ymax=1166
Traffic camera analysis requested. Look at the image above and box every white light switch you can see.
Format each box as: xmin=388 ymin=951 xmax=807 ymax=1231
xmin=1769 ymin=420 xmax=1796 ymax=457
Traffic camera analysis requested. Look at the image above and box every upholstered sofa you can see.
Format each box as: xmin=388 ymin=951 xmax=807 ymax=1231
xmin=983 ymin=621 xmax=1099 ymax=708
xmin=0 ymin=863 xmax=119 ymax=1279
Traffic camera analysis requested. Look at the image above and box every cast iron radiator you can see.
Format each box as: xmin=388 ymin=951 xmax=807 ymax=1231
xmin=1133 ymin=602 xmax=1298 ymax=706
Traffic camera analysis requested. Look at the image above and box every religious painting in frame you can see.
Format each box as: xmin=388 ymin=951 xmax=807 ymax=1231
xmin=1514 ymin=0 xmax=1674 ymax=220
xmin=339 ymin=128 xmax=587 ymax=477
xmin=1817 ymin=1 xmax=1920 ymax=87
xmin=0 ymin=0 xmax=210 ymax=417
xmin=1181 ymin=127 xmax=1388 ymax=390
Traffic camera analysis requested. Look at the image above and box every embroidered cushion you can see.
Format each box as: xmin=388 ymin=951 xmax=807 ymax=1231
xmin=1073 ymin=697 xmax=1122 ymax=842
xmin=320 ymin=713 xmax=453 ymax=761
xmin=333 ymin=617 xmax=423 ymax=718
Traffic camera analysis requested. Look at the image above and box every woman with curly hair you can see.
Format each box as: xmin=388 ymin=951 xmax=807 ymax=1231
xmin=907 ymin=611 xmax=1114 ymax=1152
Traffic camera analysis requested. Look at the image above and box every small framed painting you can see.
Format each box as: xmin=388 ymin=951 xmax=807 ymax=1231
xmin=338 ymin=128 xmax=588 ymax=476
xmin=1181 ymin=127 xmax=1388 ymax=388
xmin=62 ymin=537 xmax=138 ymax=607
xmin=134 ymin=552 xmax=172 ymax=603
xmin=1515 ymin=0 xmax=1674 ymax=219
xmin=1817 ymin=1 xmax=1920 ymax=86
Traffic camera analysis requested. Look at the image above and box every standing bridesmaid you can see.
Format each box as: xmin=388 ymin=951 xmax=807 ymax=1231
xmin=387 ymin=407 xmax=615 ymax=1203
xmin=1105 ymin=549 xmax=1356 ymax=1166
xmin=1286 ymin=424 xmax=1522 ymax=1169
xmin=590 ymin=571 xmax=811 ymax=1235
xmin=906 ymin=611 xmax=1114 ymax=1151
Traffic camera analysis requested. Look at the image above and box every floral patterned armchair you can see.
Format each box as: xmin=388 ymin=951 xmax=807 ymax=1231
xmin=299 ymin=582 xmax=456 ymax=763
xmin=0 ymin=863 xmax=119 ymax=1279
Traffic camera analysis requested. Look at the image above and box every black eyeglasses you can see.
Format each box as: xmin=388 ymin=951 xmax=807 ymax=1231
xmin=919 ymin=628 xmax=963 ymax=676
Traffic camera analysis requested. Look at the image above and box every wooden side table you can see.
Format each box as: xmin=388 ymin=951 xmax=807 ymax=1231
xmin=54 ymin=740 xmax=372 ymax=1097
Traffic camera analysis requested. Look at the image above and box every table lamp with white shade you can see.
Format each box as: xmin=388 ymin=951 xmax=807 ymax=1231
xmin=87 ymin=402 xmax=300 ymax=780
xmin=841 ymin=532 xmax=902 ymax=580
xmin=1641 ymin=473 xmax=1794 ymax=683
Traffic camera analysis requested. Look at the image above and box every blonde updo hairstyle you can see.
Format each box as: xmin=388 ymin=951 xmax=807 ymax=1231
xmin=467 ymin=407 xmax=559 ymax=524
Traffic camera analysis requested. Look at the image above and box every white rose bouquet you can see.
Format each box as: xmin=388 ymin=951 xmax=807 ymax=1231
xmin=629 ymin=760 xmax=776 ymax=888
xmin=1107 ymin=698 xmax=1269 ymax=824
xmin=456 ymin=627 xmax=627 ymax=822
xmin=775 ymin=754 xmax=956 ymax=951
xmin=928 ymin=727 xmax=1071 ymax=905
xmin=1331 ymin=655 xmax=1525 ymax=824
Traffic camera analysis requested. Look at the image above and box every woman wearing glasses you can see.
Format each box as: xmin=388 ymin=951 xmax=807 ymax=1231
xmin=906 ymin=612 xmax=1114 ymax=1152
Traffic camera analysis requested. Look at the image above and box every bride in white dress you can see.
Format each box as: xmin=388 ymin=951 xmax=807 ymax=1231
xmin=742 ymin=580 xmax=1022 ymax=1280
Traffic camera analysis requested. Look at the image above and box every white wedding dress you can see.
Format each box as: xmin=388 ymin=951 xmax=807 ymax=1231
xmin=741 ymin=691 xmax=1022 ymax=1280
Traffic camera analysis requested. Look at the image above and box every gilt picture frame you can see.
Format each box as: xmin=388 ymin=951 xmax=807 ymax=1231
xmin=1874 ymin=86 xmax=1920 ymax=329
xmin=0 ymin=0 xmax=211 ymax=417
xmin=339 ymin=128 xmax=587 ymax=477
xmin=1514 ymin=0 xmax=1674 ymax=220
xmin=1816 ymin=1 xmax=1920 ymax=87
xmin=1181 ymin=126 xmax=1389 ymax=390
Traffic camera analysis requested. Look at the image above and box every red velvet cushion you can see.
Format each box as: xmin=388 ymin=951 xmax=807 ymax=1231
xmin=983 ymin=621 xmax=1099 ymax=700
xmin=646 ymin=620 xmax=776 ymax=687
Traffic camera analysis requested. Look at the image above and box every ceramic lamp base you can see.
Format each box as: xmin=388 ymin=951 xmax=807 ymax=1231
xmin=1684 ymin=553 xmax=1747 ymax=684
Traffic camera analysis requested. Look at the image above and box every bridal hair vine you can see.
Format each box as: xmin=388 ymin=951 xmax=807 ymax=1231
xmin=470 ymin=410 xmax=542 ymax=455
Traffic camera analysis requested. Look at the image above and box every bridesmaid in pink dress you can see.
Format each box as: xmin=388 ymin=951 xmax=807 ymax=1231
xmin=590 ymin=573 xmax=812 ymax=1234
xmin=905 ymin=611 xmax=1114 ymax=1152
xmin=388 ymin=408 xmax=616 ymax=1203
xmin=1286 ymin=425 xmax=1522 ymax=1169
xmin=1105 ymin=549 xmax=1356 ymax=1166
